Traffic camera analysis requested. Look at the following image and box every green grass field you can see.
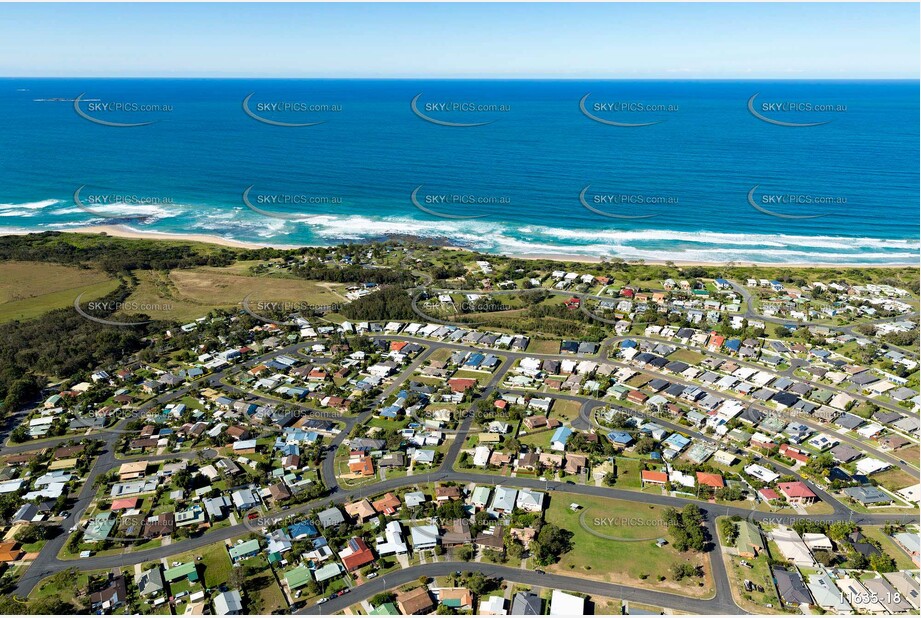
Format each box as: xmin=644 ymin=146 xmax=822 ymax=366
xmin=121 ymin=266 xmax=349 ymax=322
xmin=544 ymin=494 xmax=714 ymax=597
xmin=0 ymin=261 xmax=120 ymax=323
xmin=668 ymin=349 xmax=706 ymax=365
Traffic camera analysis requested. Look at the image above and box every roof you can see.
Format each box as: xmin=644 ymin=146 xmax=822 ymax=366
xmin=511 ymin=592 xmax=542 ymax=615
xmin=163 ymin=562 xmax=198 ymax=581
xmin=284 ymin=565 xmax=313 ymax=589
xmin=228 ymin=539 xmax=260 ymax=560
xmin=696 ymin=472 xmax=725 ymax=488
xmin=396 ymin=587 xmax=434 ymax=615
xmin=550 ymin=590 xmax=585 ymax=615
xmin=778 ymin=481 xmax=817 ymax=499
xmin=213 ymin=590 xmax=243 ymax=615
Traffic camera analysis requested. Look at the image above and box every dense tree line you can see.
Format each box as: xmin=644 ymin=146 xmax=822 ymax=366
xmin=0 ymin=285 xmax=157 ymax=413
xmin=341 ymin=286 xmax=415 ymax=321
xmin=0 ymin=232 xmax=235 ymax=273
xmin=291 ymin=263 xmax=410 ymax=285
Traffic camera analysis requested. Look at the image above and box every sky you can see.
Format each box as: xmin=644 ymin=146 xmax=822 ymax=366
xmin=0 ymin=3 xmax=917 ymax=78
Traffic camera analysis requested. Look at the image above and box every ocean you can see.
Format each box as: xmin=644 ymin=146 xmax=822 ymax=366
xmin=0 ymin=78 xmax=918 ymax=264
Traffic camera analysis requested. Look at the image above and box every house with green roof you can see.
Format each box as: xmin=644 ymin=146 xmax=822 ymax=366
xmin=369 ymin=603 xmax=400 ymax=615
xmin=314 ymin=562 xmax=343 ymax=582
xmin=285 ymin=565 xmax=313 ymax=590
xmin=163 ymin=562 xmax=199 ymax=583
xmin=735 ymin=521 xmax=764 ymax=558
xmin=84 ymin=511 xmax=117 ymax=543
xmin=228 ymin=538 xmax=261 ymax=563
xmin=471 ymin=486 xmax=491 ymax=509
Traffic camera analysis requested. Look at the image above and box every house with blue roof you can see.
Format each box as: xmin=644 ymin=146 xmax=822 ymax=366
xmin=607 ymin=431 xmax=634 ymax=447
xmin=662 ymin=433 xmax=691 ymax=452
xmin=550 ymin=426 xmax=573 ymax=451
xmin=465 ymin=353 xmax=485 ymax=368
xmin=714 ymin=278 xmax=731 ymax=289
xmin=379 ymin=405 xmax=401 ymax=419
xmin=288 ymin=520 xmax=319 ymax=539
xmin=620 ymin=339 xmax=637 ymax=349
xmin=725 ymin=339 xmax=742 ymax=352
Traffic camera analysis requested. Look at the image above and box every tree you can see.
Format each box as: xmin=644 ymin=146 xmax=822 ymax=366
xmin=671 ymin=563 xmax=701 ymax=580
xmin=869 ymin=553 xmax=896 ymax=573
xmin=718 ymin=519 xmax=738 ymax=545
xmin=369 ymin=592 xmax=395 ymax=607
xmin=533 ymin=524 xmax=573 ymax=565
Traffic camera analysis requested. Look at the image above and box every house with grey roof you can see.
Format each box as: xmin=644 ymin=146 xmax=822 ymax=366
xmin=317 ymin=507 xmax=345 ymax=528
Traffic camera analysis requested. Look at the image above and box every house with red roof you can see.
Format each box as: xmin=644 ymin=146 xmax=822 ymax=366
xmin=448 ymin=378 xmax=477 ymax=393
xmin=758 ymin=488 xmax=781 ymax=502
xmin=779 ymin=444 xmax=810 ymax=464
xmin=777 ymin=481 xmax=817 ymax=506
xmin=707 ymin=333 xmax=726 ymax=352
xmin=340 ymin=537 xmax=375 ymax=572
xmin=110 ymin=497 xmax=139 ymax=511
xmin=696 ymin=472 xmax=725 ymax=489
xmin=348 ymin=453 xmax=375 ymax=477
xmin=641 ymin=470 xmax=668 ymax=486
xmin=627 ymin=390 xmax=649 ymax=405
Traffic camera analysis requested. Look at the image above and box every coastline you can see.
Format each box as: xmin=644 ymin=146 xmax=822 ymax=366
xmin=4 ymin=225 xmax=917 ymax=269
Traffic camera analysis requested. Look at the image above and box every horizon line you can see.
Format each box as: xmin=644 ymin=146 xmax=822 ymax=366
xmin=2 ymin=76 xmax=919 ymax=81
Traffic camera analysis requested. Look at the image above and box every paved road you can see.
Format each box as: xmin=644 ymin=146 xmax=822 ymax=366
xmin=299 ymin=561 xmax=744 ymax=615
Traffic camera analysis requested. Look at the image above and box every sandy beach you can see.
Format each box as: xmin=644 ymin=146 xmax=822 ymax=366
xmin=9 ymin=226 xmax=917 ymax=269
xmin=68 ymin=225 xmax=297 ymax=250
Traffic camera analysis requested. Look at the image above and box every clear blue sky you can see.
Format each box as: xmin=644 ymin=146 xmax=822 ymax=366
xmin=1 ymin=3 xmax=917 ymax=78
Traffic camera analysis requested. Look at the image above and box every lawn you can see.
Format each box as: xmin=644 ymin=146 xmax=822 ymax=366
xmin=549 ymin=399 xmax=583 ymax=423
xmin=170 ymin=540 xmax=234 ymax=588
xmin=526 ymin=339 xmax=561 ymax=354
xmin=119 ymin=266 xmax=348 ymax=321
xmin=871 ymin=467 xmax=918 ymax=493
xmin=543 ymin=494 xmax=714 ymax=597
xmin=0 ymin=261 xmax=120 ymax=323
xmin=238 ymin=554 xmax=288 ymax=613
xmin=860 ymin=526 xmax=918 ymax=570
xmin=668 ymin=349 xmax=706 ymax=365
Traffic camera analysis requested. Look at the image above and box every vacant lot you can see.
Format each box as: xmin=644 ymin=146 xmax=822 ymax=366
xmin=668 ymin=349 xmax=706 ymax=365
xmin=871 ymin=467 xmax=918 ymax=493
xmin=120 ymin=266 xmax=348 ymax=321
xmin=0 ymin=261 xmax=119 ymax=323
xmin=544 ymin=494 xmax=714 ymax=597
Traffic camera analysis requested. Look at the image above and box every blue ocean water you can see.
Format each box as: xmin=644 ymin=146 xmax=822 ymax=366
xmin=0 ymin=78 xmax=917 ymax=263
